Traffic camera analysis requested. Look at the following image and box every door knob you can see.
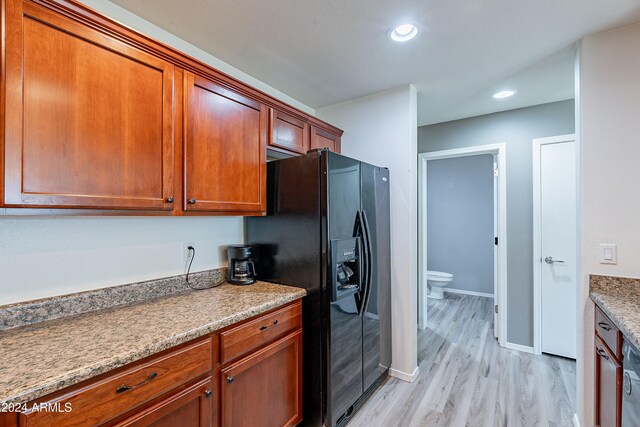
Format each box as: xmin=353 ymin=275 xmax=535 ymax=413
xmin=544 ymin=256 xmax=565 ymax=264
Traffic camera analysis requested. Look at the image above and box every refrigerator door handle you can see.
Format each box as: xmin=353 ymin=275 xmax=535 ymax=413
xmin=357 ymin=210 xmax=369 ymax=316
xmin=361 ymin=209 xmax=374 ymax=315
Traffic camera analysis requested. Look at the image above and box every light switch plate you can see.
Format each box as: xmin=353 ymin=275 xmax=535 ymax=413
xmin=599 ymin=244 xmax=617 ymax=264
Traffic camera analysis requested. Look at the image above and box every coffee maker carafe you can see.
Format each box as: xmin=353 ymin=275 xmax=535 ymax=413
xmin=227 ymin=245 xmax=257 ymax=285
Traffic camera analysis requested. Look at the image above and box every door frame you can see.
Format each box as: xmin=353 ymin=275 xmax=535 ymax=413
xmin=532 ymin=133 xmax=576 ymax=355
xmin=418 ymin=143 xmax=507 ymax=347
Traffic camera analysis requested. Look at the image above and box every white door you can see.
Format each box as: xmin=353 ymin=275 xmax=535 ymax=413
xmin=539 ymin=140 xmax=577 ymax=358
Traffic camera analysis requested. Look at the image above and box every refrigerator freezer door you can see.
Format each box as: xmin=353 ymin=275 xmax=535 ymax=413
xmin=361 ymin=164 xmax=392 ymax=391
xmin=245 ymin=153 xmax=326 ymax=427
xmin=327 ymin=153 xmax=364 ymax=426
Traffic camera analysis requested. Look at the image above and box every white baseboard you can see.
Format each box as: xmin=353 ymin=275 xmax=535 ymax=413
xmin=389 ymin=366 xmax=419 ymax=383
xmin=504 ymin=341 xmax=535 ymax=354
xmin=573 ymin=413 xmax=580 ymax=427
xmin=445 ymin=288 xmax=494 ymax=298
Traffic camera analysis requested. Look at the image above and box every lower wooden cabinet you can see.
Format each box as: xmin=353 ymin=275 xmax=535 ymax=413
xmin=594 ymin=306 xmax=623 ymax=427
xmin=221 ymin=330 xmax=302 ymax=427
xmin=115 ymin=378 xmax=214 ymax=427
xmin=6 ymin=300 xmax=302 ymax=427
xmin=19 ymin=338 xmax=213 ymax=427
xmin=595 ymin=336 xmax=622 ymax=427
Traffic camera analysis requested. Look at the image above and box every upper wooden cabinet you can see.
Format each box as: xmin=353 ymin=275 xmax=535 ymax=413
xmin=2 ymin=1 xmax=176 ymax=210
xmin=269 ymin=109 xmax=310 ymax=155
xmin=310 ymin=126 xmax=342 ymax=153
xmin=0 ymin=0 xmax=342 ymax=214
xmin=183 ymin=73 xmax=267 ymax=214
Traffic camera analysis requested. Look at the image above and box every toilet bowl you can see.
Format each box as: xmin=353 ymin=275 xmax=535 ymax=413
xmin=427 ymin=271 xmax=453 ymax=299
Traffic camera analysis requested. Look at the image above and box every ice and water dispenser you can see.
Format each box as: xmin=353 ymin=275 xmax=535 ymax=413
xmin=330 ymin=237 xmax=361 ymax=301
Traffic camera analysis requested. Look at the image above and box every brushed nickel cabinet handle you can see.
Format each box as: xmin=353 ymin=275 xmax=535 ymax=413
xmin=116 ymin=372 xmax=158 ymax=393
xmin=166 ymin=197 xmax=174 ymax=203
xmin=205 ymin=389 xmax=213 ymax=398
xmin=188 ymin=198 xmax=197 ymax=204
xmin=597 ymin=348 xmax=609 ymax=360
xmin=227 ymin=376 xmax=235 ymax=384
xmin=259 ymin=319 xmax=279 ymax=331
xmin=597 ymin=321 xmax=612 ymax=331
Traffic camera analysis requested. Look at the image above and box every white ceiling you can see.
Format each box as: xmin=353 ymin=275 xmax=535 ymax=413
xmin=110 ymin=0 xmax=640 ymax=126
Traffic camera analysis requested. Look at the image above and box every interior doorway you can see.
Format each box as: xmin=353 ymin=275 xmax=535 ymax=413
xmin=533 ymin=134 xmax=577 ymax=358
xmin=418 ymin=143 xmax=507 ymax=346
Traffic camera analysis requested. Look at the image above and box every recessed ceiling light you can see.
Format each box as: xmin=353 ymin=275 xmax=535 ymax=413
xmin=493 ymin=90 xmax=516 ymax=99
xmin=389 ymin=23 xmax=420 ymax=43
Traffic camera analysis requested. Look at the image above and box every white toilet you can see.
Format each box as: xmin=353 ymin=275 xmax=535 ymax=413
xmin=426 ymin=271 xmax=454 ymax=299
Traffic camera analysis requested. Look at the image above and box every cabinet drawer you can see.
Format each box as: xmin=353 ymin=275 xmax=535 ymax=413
xmin=20 ymin=338 xmax=212 ymax=427
xmin=220 ymin=301 xmax=302 ymax=365
xmin=595 ymin=305 xmax=622 ymax=360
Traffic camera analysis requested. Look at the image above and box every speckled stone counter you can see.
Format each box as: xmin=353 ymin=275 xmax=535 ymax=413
xmin=590 ymin=274 xmax=640 ymax=350
xmin=0 ymin=282 xmax=306 ymax=405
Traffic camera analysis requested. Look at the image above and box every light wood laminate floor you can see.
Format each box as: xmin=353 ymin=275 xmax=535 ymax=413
xmin=348 ymin=293 xmax=576 ymax=427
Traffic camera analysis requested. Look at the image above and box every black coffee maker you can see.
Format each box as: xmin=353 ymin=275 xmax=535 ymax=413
xmin=227 ymin=245 xmax=257 ymax=285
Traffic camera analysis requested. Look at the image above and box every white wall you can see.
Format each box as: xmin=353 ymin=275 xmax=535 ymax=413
xmin=0 ymin=0 xmax=315 ymax=305
xmin=317 ymin=85 xmax=419 ymax=381
xmin=0 ymin=217 xmax=242 ymax=305
xmin=427 ymin=155 xmax=495 ymax=295
xmin=577 ymin=23 xmax=640 ymax=427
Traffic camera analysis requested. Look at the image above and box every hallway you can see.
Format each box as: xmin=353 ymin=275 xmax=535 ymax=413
xmin=348 ymin=293 xmax=576 ymax=426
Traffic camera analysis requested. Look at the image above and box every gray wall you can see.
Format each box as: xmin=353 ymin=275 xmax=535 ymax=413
xmin=427 ymin=155 xmax=494 ymax=295
xmin=419 ymin=99 xmax=575 ymax=346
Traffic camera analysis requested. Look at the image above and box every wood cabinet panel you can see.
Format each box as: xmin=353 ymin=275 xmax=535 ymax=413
xmin=20 ymin=338 xmax=212 ymax=427
xmin=184 ymin=72 xmax=267 ymax=213
xmin=220 ymin=300 xmax=302 ymax=365
xmin=221 ymin=330 xmax=302 ymax=427
xmin=269 ymin=109 xmax=309 ymax=154
xmin=595 ymin=335 xmax=622 ymax=427
xmin=3 ymin=1 xmax=175 ymax=209
xmin=310 ymin=126 xmax=341 ymax=153
xmin=114 ymin=377 xmax=214 ymax=427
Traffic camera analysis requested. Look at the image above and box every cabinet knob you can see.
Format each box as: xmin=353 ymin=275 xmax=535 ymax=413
xmin=205 ymin=389 xmax=213 ymax=398
xmin=227 ymin=376 xmax=234 ymax=384
xmin=188 ymin=198 xmax=197 ymax=204
xmin=166 ymin=197 xmax=174 ymax=203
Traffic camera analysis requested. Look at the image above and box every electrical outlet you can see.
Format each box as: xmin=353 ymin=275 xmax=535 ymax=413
xmin=183 ymin=243 xmax=195 ymax=261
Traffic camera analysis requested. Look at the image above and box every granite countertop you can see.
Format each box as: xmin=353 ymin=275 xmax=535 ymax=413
xmin=0 ymin=282 xmax=306 ymax=405
xmin=590 ymin=274 xmax=640 ymax=350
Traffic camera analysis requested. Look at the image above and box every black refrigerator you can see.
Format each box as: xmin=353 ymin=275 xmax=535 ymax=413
xmin=246 ymin=149 xmax=392 ymax=427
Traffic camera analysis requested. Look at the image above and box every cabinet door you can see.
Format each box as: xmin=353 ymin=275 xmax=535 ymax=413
xmin=595 ymin=337 xmax=622 ymax=427
xmin=269 ymin=109 xmax=309 ymax=154
xmin=115 ymin=378 xmax=214 ymax=427
xmin=221 ymin=331 xmax=302 ymax=427
xmin=3 ymin=1 xmax=175 ymax=209
xmin=184 ymin=72 xmax=267 ymax=213
xmin=310 ymin=126 xmax=341 ymax=153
